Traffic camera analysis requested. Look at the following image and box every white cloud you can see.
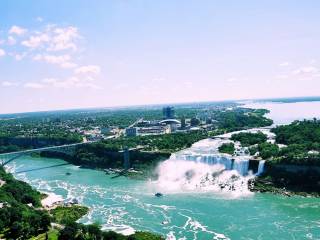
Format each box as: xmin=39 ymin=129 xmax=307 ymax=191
xmin=27 ymin=76 xmax=102 ymax=90
xmin=24 ymin=82 xmax=44 ymax=89
xmin=48 ymin=26 xmax=79 ymax=51
xmin=1 ymin=81 xmax=19 ymax=87
xmin=55 ymin=76 xmax=101 ymax=89
xmin=292 ymin=66 xmax=318 ymax=75
xmin=22 ymin=33 xmax=50 ymax=48
xmin=74 ymin=65 xmax=101 ymax=75
xmin=7 ymin=36 xmax=16 ymax=45
xmin=3 ymin=23 xmax=102 ymax=91
xmin=33 ymin=54 xmax=77 ymax=68
xmin=21 ymin=25 xmax=80 ymax=53
xmin=14 ymin=52 xmax=27 ymax=61
xmin=279 ymin=62 xmax=289 ymax=67
xmin=9 ymin=25 xmax=27 ymax=35
xmin=0 ymin=49 xmax=5 ymax=57
xmin=36 ymin=17 xmax=43 ymax=22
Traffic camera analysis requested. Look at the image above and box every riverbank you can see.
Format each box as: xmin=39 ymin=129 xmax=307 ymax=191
xmin=249 ymin=162 xmax=320 ymax=198
xmin=41 ymin=192 xmax=64 ymax=209
xmin=249 ymin=178 xmax=320 ymax=198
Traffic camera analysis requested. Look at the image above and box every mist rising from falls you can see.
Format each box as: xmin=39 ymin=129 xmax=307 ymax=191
xmin=155 ymin=159 xmax=253 ymax=196
xmin=154 ymin=139 xmax=255 ymax=197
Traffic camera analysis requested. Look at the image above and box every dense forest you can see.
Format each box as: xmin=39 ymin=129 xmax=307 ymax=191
xmin=250 ymin=120 xmax=320 ymax=196
xmin=0 ymin=167 xmax=51 ymax=239
xmin=218 ymin=143 xmax=235 ymax=154
xmin=223 ymin=120 xmax=320 ymax=166
xmin=249 ymin=142 xmax=279 ymax=159
xmin=270 ymin=119 xmax=320 ymax=166
xmin=272 ymin=119 xmax=320 ymax=147
xmin=215 ymin=108 xmax=273 ymax=131
xmin=231 ymin=132 xmax=267 ymax=146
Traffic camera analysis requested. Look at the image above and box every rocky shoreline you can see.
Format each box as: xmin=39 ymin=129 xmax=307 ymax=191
xmin=249 ymin=178 xmax=320 ymax=198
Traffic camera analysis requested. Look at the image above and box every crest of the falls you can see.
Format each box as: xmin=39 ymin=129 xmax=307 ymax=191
xmin=169 ymin=138 xmax=252 ymax=176
xmin=154 ymin=138 xmax=256 ymax=196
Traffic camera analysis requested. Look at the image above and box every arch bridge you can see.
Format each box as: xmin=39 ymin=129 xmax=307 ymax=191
xmin=0 ymin=142 xmax=94 ymax=167
xmin=0 ymin=142 xmax=143 ymax=171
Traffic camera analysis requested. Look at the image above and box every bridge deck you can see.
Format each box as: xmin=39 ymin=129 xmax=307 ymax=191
xmin=0 ymin=141 xmax=95 ymax=157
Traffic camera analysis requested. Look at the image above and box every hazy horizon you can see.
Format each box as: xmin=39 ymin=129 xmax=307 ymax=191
xmin=1 ymin=95 xmax=320 ymax=116
xmin=1 ymin=1 xmax=320 ymax=113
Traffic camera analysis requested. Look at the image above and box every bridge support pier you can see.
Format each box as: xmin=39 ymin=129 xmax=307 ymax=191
xmin=124 ymin=148 xmax=130 ymax=170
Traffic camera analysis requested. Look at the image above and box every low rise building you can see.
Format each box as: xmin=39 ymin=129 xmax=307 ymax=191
xmin=125 ymin=127 xmax=138 ymax=137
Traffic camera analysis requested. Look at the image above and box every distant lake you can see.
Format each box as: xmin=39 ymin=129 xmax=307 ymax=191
xmin=243 ymin=101 xmax=320 ymax=125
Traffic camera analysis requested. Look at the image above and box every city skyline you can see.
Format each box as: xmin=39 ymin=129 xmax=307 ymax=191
xmin=1 ymin=1 xmax=320 ymax=114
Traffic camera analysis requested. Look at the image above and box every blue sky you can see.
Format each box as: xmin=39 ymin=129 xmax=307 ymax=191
xmin=1 ymin=0 xmax=320 ymax=113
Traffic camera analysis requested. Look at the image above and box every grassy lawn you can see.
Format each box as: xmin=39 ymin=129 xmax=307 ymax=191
xmin=130 ymin=231 xmax=164 ymax=240
xmin=30 ymin=229 xmax=59 ymax=240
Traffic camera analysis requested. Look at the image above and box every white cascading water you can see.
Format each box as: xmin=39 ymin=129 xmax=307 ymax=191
xmin=256 ymin=160 xmax=266 ymax=176
xmin=154 ymin=138 xmax=257 ymax=197
xmin=232 ymin=159 xmax=249 ymax=176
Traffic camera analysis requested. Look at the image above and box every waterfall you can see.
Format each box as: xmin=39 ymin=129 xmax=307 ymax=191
xmin=173 ymin=151 xmax=269 ymax=177
xmin=155 ymin=159 xmax=253 ymax=196
xmin=232 ymin=159 xmax=249 ymax=176
xmin=256 ymin=160 xmax=266 ymax=176
xmin=154 ymin=138 xmax=255 ymax=196
xmin=178 ymin=153 xmax=248 ymax=176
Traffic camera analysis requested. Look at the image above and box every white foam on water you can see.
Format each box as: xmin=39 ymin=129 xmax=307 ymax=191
xmin=166 ymin=231 xmax=177 ymax=240
xmin=179 ymin=213 xmax=230 ymax=240
xmin=101 ymin=224 xmax=135 ymax=236
xmin=151 ymin=204 xmax=176 ymax=211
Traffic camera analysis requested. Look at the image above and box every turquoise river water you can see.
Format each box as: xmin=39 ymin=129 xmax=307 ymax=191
xmin=6 ymin=157 xmax=320 ymax=240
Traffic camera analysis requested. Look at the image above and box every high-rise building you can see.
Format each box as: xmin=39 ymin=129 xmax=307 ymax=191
xmin=181 ymin=116 xmax=186 ymax=129
xmin=163 ymin=106 xmax=175 ymax=119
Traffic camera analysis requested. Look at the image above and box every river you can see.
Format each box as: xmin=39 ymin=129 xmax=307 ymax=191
xmin=6 ymin=101 xmax=320 ymax=240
